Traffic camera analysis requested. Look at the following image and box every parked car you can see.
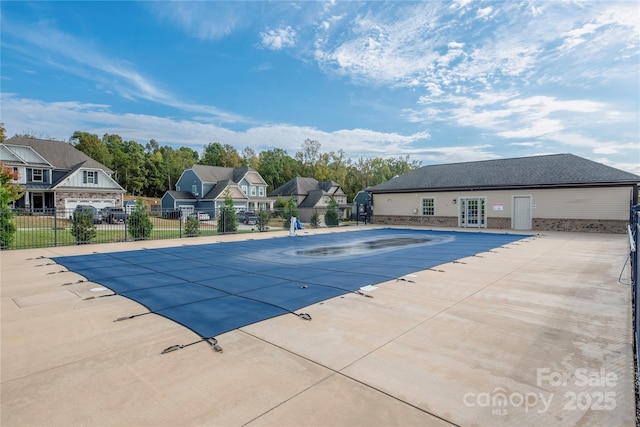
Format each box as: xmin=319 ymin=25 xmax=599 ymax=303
xmin=237 ymin=211 xmax=254 ymax=223
xmin=73 ymin=205 xmax=103 ymax=224
xmin=244 ymin=214 xmax=258 ymax=225
xmin=102 ymin=207 xmax=126 ymax=224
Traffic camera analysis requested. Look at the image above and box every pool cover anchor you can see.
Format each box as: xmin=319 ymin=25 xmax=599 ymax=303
xmin=296 ymin=312 xmax=312 ymax=320
xmin=114 ymin=312 xmax=150 ymax=322
xmin=353 ymin=290 xmax=374 ymax=298
xmin=161 ymin=336 xmax=222 ymax=355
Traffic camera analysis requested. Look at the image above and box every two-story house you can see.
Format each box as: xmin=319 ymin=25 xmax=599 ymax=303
xmin=161 ymin=165 xmax=274 ymax=217
xmin=0 ymin=137 xmax=125 ymax=212
xmin=268 ymin=177 xmax=349 ymax=222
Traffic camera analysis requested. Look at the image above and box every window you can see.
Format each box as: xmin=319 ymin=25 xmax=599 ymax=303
xmin=258 ymin=187 xmax=264 ymax=197
xmin=241 ymin=185 xmax=248 ymax=195
xmin=251 ymin=187 xmax=256 ymax=196
xmin=176 ymin=185 xmax=180 ymax=191
xmin=12 ymin=167 xmax=19 ymax=181
xmin=82 ymin=170 xmax=98 ymax=184
xmin=422 ymin=198 xmax=435 ymax=216
xmin=32 ymin=168 xmax=43 ymax=182
xmin=192 ymin=184 xmax=197 ymax=194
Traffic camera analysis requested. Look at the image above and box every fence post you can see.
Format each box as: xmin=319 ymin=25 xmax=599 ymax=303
xmin=124 ymin=213 xmax=128 ymax=242
xmin=180 ymin=214 xmax=183 ymax=238
xmin=54 ymin=207 xmax=58 ymax=247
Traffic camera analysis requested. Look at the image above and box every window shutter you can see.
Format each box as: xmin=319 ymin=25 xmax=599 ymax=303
xmin=27 ymin=169 xmax=32 ymax=181
xmin=95 ymin=172 xmax=98 ymax=185
xmin=83 ymin=171 xmax=87 ymax=184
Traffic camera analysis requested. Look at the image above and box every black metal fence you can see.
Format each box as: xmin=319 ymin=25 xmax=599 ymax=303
xmin=629 ymin=205 xmax=640 ymax=400
xmin=0 ymin=207 xmax=296 ymax=250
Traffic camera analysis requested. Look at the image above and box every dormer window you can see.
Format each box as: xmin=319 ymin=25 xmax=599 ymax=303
xmin=242 ymin=185 xmax=248 ymax=194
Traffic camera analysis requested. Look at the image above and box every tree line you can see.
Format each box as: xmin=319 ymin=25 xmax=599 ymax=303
xmin=4 ymin=126 xmax=421 ymax=202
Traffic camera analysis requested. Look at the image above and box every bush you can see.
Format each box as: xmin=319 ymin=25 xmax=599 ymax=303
xmin=257 ymin=210 xmax=270 ymax=232
xmin=0 ymin=208 xmax=16 ymax=249
xmin=309 ymin=212 xmax=320 ymax=228
xmin=217 ymin=190 xmax=237 ymax=234
xmin=71 ymin=210 xmax=96 ymax=244
xmin=128 ymin=199 xmax=153 ymax=240
xmin=324 ymin=199 xmax=339 ymax=227
xmin=184 ymin=215 xmax=200 ymax=237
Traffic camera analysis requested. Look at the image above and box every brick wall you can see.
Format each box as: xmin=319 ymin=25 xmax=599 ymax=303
xmin=372 ymin=215 xmax=627 ymax=233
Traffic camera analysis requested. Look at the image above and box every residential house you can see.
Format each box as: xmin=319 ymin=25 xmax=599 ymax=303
xmin=268 ymin=177 xmax=349 ymax=222
xmin=161 ymin=165 xmax=274 ymax=217
xmin=366 ymin=153 xmax=640 ymax=233
xmin=0 ymin=137 xmax=125 ymax=212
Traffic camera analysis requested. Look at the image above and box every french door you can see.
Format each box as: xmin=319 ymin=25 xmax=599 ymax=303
xmin=460 ymin=198 xmax=486 ymax=228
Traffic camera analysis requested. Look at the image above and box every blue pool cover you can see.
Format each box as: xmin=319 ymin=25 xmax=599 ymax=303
xmin=52 ymin=228 xmax=529 ymax=340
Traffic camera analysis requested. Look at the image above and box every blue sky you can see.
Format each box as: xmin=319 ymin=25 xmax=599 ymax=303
xmin=1 ymin=1 xmax=639 ymax=173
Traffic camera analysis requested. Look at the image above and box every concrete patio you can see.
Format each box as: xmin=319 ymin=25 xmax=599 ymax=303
xmin=1 ymin=226 xmax=635 ymax=426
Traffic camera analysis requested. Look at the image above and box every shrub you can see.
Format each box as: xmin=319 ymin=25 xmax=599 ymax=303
xmin=324 ymin=199 xmax=339 ymax=227
xmin=309 ymin=212 xmax=319 ymax=228
xmin=127 ymin=199 xmax=153 ymax=240
xmin=257 ymin=210 xmax=270 ymax=232
xmin=217 ymin=190 xmax=237 ymax=234
xmin=71 ymin=210 xmax=96 ymax=244
xmin=184 ymin=215 xmax=200 ymax=237
xmin=0 ymin=208 xmax=16 ymax=249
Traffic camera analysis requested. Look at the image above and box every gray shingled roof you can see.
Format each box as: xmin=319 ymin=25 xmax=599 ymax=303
xmin=368 ymin=154 xmax=640 ymax=193
xmin=191 ymin=164 xmax=253 ymax=184
xmin=269 ymin=177 xmax=319 ymax=197
xmin=298 ymin=190 xmax=324 ymax=208
xmin=165 ymin=191 xmax=196 ymax=200
xmin=4 ymin=137 xmax=113 ymax=172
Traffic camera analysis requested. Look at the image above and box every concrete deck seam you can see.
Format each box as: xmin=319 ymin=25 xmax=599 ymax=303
xmin=238 ymin=329 xmax=460 ymax=427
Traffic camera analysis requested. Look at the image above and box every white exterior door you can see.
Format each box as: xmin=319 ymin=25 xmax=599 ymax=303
xmin=460 ymin=198 xmax=486 ymax=228
xmin=513 ymin=196 xmax=532 ymax=230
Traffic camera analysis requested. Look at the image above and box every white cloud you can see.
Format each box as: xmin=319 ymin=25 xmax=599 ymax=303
xmin=1 ymin=94 xmax=433 ymax=162
xmin=260 ymin=26 xmax=297 ymax=50
xmin=476 ymin=7 xmax=493 ymax=20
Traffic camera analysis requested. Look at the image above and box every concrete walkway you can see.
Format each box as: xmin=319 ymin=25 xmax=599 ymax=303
xmin=1 ymin=227 xmax=635 ymax=426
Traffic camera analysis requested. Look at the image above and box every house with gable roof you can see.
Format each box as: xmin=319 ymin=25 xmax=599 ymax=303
xmin=268 ymin=177 xmax=349 ymax=222
xmin=0 ymin=137 xmax=125 ymax=212
xmin=366 ymin=153 xmax=640 ymax=233
xmin=161 ymin=164 xmax=275 ymax=217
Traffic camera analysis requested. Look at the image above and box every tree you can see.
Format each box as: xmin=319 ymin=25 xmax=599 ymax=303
xmin=0 ymin=163 xmax=24 ymax=248
xmin=258 ymin=148 xmax=298 ymax=190
xmin=70 ymin=209 xmax=97 ymax=244
xmin=200 ymin=142 xmax=225 ymax=166
xmin=70 ymin=131 xmax=112 ymax=167
xmin=217 ymin=189 xmax=237 ymax=234
xmin=241 ymin=147 xmax=260 ymax=170
xmin=324 ymin=198 xmax=339 ymax=227
xmin=127 ymin=198 xmax=153 ymax=240
xmin=295 ymin=138 xmax=322 ymax=177
xmin=0 ymin=123 xmax=5 ymax=143
xmin=184 ymin=215 xmax=200 ymax=237
xmin=122 ymin=140 xmax=146 ymax=195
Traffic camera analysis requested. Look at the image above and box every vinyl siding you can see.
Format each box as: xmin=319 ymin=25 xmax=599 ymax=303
xmin=373 ymin=186 xmax=634 ymax=221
